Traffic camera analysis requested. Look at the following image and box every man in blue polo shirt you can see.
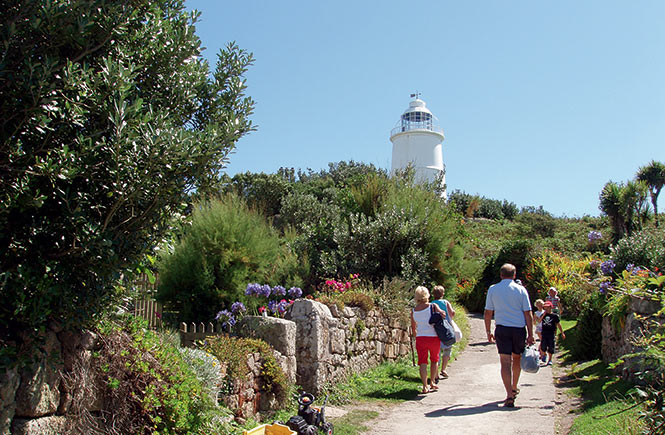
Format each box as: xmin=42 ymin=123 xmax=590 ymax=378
xmin=484 ymin=263 xmax=535 ymax=408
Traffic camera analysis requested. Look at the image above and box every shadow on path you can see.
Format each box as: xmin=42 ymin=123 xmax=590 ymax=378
xmin=424 ymin=401 xmax=509 ymax=417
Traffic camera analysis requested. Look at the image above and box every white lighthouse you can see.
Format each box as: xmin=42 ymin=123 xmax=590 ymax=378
xmin=390 ymin=96 xmax=446 ymax=198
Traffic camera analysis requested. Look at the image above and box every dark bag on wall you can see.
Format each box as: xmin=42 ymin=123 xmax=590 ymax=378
xmin=429 ymin=304 xmax=456 ymax=346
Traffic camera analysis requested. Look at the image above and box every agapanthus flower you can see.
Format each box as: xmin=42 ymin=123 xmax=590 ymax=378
xmin=231 ymin=301 xmax=246 ymax=314
xmin=599 ymin=281 xmax=611 ymax=294
xmin=277 ymin=299 xmax=290 ymax=314
xmin=245 ymin=283 xmax=261 ymax=296
xmin=260 ymin=284 xmax=272 ymax=298
xmin=588 ymin=231 xmax=603 ymax=243
xmin=272 ymin=285 xmax=286 ymax=296
xmin=600 ymin=260 xmax=616 ymax=275
xmin=215 ymin=309 xmax=232 ymax=321
xmin=267 ymin=300 xmax=279 ymax=314
xmin=288 ymin=287 xmax=303 ymax=299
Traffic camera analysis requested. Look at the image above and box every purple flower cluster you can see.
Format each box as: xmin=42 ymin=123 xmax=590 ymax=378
xmin=231 ymin=301 xmax=246 ymax=314
xmin=600 ymin=260 xmax=616 ymax=275
xmin=288 ymin=287 xmax=303 ymax=299
xmin=272 ymin=285 xmax=286 ymax=297
xmin=215 ymin=309 xmax=237 ymax=329
xmin=267 ymin=299 xmax=291 ymax=315
xmin=245 ymin=283 xmax=271 ymax=297
xmin=588 ymin=231 xmax=603 ymax=243
xmin=599 ymin=281 xmax=611 ymax=294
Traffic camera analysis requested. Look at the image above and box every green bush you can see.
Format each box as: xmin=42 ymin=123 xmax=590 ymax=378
xmin=523 ymin=250 xmax=596 ymax=317
xmin=157 ymin=195 xmax=302 ymax=322
xmin=94 ymin=317 xmax=222 ymax=434
xmin=610 ymin=227 xmax=665 ymax=272
xmin=0 ymin=0 xmax=254 ymax=345
xmin=568 ymin=294 xmax=603 ymax=360
xmin=461 ymin=240 xmax=538 ymax=312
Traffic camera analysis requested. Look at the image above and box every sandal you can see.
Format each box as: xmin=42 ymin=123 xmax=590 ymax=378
xmin=504 ymin=397 xmax=515 ymax=408
xmin=421 ymin=387 xmax=430 ymax=394
xmin=512 ymin=388 xmax=520 ymax=396
xmin=440 ymin=371 xmax=449 ymax=379
xmin=429 ymin=384 xmax=439 ymax=391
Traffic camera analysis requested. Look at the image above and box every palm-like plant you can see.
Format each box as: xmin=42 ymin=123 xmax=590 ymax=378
xmin=599 ymin=181 xmax=627 ymax=242
xmin=599 ymin=180 xmax=649 ymax=242
xmin=637 ymin=160 xmax=665 ymax=227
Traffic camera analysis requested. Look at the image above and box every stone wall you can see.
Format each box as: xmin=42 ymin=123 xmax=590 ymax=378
xmin=2 ymin=301 xmax=410 ymax=431
xmin=286 ymin=299 xmax=411 ymax=395
xmin=1 ymin=324 xmax=101 ymax=435
xmin=602 ymin=295 xmax=664 ymax=382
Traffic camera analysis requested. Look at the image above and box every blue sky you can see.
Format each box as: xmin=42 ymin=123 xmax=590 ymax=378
xmin=185 ymin=1 xmax=665 ymax=217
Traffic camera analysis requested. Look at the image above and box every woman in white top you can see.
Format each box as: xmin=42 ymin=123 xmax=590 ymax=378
xmin=410 ymin=286 xmax=447 ymax=394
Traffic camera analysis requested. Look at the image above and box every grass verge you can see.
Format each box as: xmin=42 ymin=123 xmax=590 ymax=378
xmin=557 ymin=319 xmax=646 ymax=434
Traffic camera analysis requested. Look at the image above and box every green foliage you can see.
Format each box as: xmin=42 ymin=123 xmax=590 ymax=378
xmin=523 ymin=250 xmax=596 ymax=316
xmin=637 ymin=160 xmax=665 ymax=228
xmin=203 ymin=335 xmax=289 ymax=404
xmin=599 ymin=180 xmax=651 ymax=242
xmin=461 ymin=239 xmax=538 ymax=312
xmin=95 ymin=316 xmax=222 ymax=434
xmin=156 ymin=195 xmax=302 ymax=322
xmin=448 ymin=190 xmax=518 ymax=220
xmin=220 ymin=171 xmax=293 ymax=217
xmin=567 ymin=294 xmax=604 ymax=360
xmin=610 ymin=227 xmax=665 ymax=273
xmin=0 ymin=0 xmax=254 ymax=342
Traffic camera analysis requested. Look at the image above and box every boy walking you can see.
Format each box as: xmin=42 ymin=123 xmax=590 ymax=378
xmin=540 ymin=301 xmax=565 ymax=365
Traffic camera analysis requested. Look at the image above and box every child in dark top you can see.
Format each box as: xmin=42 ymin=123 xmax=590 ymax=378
xmin=540 ymin=301 xmax=565 ymax=366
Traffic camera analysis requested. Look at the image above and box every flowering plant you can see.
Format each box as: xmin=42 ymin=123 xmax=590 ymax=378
xmin=323 ymin=274 xmax=360 ymax=294
xmin=243 ymin=282 xmax=303 ymax=318
xmin=588 ymin=230 xmax=603 ymax=243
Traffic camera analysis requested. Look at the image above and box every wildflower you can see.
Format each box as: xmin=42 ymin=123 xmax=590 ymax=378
xmin=599 ymin=281 xmax=611 ymax=294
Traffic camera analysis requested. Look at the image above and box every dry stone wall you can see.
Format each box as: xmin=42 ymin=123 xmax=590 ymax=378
xmin=286 ymin=299 xmax=411 ymax=395
xmin=602 ymin=295 xmax=664 ymax=382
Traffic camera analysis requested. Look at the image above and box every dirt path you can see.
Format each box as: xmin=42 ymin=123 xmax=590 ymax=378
xmin=362 ymin=314 xmax=564 ymax=435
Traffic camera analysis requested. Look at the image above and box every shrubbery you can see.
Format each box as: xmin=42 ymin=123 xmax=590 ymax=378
xmin=94 ymin=317 xmax=228 ymax=434
xmin=524 ymin=250 xmax=596 ymax=317
xmin=610 ymin=227 xmax=665 ymax=272
xmin=0 ymin=0 xmax=254 ymax=345
xmin=156 ymin=196 xmax=303 ymax=323
xmin=460 ymin=240 xmax=537 ymax=312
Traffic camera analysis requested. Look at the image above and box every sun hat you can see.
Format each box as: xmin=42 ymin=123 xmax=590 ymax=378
xmin=543 ymin=301 xmax=553 ymax=308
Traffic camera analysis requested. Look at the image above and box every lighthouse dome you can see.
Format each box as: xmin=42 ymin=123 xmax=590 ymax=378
xmin=391 ymin=98 xmax=443 ymax=137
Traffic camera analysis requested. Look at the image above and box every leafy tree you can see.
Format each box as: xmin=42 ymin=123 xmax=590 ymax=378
xmin=0 ymin=0 xmax=254 ymax=341
xmin=637 ymin=160 xmax=665 ymax=227
xmin=220 ymin=171 xmax=293 ymax=217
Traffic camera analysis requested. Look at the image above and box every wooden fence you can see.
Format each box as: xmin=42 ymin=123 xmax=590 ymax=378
xmin=179 ymin=322 xmax=225 ymax=348
xmin=133 ymin=298 xmax=163 ymax=329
